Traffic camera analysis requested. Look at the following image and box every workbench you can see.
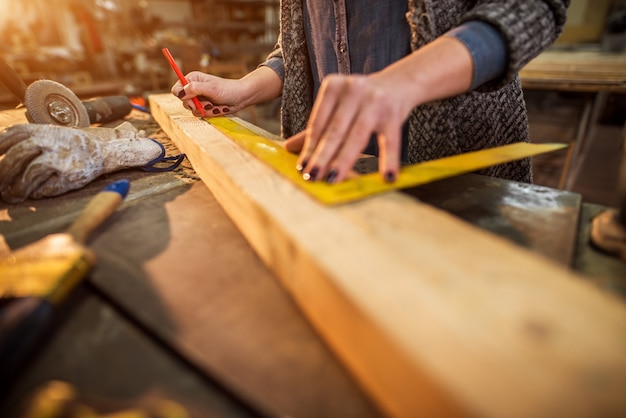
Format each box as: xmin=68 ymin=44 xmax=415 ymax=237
xmin=519 ymin=46 xmax=626 ymax=190
xmin=1 ymin=107 xmax=625 ymax=418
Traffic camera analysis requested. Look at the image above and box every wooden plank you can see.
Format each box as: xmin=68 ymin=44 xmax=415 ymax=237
xmin=520 ymin=50 xmax=626 ymax=93
xmin=150 ymin=93 xmax=626 ymax=418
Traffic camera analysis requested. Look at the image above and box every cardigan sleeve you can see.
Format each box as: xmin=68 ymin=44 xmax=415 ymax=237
xmin=445 ymin=20 xmax=507 ymax=90
xmin=460 ymin=0 xmax=570 ymax=90
xmin=259 ymin=41 xmax=285 ymax=82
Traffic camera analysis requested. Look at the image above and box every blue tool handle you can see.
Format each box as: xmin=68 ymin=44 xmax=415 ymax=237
xmin=67 ymin=179 xmax=130 ymax=244
xmin=103 ymin=178 xmax=130 ymax=198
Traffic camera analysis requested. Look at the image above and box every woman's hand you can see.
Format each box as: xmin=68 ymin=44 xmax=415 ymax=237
xmin=286 ymin=36 xmax=474 ymax=184
xmin=287 ymin=71 xmax=414 ymax=184
xmin=171 ymin=66 xmax=283 ymax=118
xmin=171 ymin=71 xmax=246 ymax=117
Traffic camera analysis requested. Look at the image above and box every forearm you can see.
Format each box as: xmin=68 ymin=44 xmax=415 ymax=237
xmin=238 ymin=65 xmax=283 ymax=108
xmin=381 ymin=36 xmax=474 ymax=112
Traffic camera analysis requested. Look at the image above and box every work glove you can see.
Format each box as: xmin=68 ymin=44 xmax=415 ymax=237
xmin=0 ymin=122 xmax=184 ymax=203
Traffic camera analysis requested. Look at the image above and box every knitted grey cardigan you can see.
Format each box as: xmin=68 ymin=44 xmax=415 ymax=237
xmin=267 ymin=0 xmax=570 ymax=182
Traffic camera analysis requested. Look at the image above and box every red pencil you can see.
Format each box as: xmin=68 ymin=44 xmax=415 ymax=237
xmin=162 ymin=47 xmax=206 ymax=117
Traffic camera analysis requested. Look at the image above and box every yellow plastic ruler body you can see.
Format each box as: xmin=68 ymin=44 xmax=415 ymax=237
xmin=207 ymin=116 xmax=567 ymax=206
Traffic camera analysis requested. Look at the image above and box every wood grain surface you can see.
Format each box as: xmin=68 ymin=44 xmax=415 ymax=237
xmin=520 ymin=49 xmax=626 ymax=93
xmin=150 ymin=92 xmax=626 ymax=418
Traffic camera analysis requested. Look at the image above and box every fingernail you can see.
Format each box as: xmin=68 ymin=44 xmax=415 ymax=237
xmin=212 ymin=108 xmax=221 ymax=115
xmin=304 ymin=167 xmax=319 ymax=181
xmin=177 ymin=89 xmax=186 ymax=99
xmin=222 ymin=107 xmax=230 ymax=113
xmin=296 ymin=159 xmax=308 ymax=172
xmin=204 ymin=103 xmax=214 ymax=110
xmin=384 ymin=171 xmax=396 ymax=183
xmin=325 ymin=169 xmax=338 ymax=184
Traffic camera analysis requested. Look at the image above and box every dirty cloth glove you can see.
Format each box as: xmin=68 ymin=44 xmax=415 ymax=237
xmin=0 ymin=123 xmax=179 ymax=203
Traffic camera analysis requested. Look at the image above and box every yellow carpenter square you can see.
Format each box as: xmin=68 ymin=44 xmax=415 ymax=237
xmin=208 ymin=117 xmax=567 ymax=206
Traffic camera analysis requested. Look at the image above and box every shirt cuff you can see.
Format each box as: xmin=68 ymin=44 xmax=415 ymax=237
xmin=258 ymin=56 xmax=285 ymax=82
xmin=445 ymin=20 xmax=507 ymax=90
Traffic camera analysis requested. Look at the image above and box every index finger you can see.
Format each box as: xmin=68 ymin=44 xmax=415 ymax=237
xmin=297 ymin=75 xmax=345 ymax=171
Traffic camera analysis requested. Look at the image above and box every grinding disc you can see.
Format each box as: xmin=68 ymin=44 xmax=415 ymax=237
xmin=24 ymin=80 xmax=90 ymax=128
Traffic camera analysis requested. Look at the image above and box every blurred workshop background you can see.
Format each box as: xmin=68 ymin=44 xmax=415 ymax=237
xmin=0 ymin=0 xmax=624 ymax=206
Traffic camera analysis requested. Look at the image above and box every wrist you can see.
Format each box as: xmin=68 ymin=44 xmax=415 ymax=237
xmin=238 ymin=66 xmax=283 ymax=108
xmin=396 ymin=36 xmax=473 ymax=109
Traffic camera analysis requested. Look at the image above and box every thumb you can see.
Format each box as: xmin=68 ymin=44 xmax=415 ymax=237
xmin=284 ymin=131 xmax=306 ymax=154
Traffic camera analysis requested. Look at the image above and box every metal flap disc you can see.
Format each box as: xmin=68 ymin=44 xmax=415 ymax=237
xmin=24 ymin=80 xmax=90 ymax=128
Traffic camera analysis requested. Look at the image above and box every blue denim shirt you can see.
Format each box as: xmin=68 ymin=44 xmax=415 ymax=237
xmin=264 ymin=0 xmax=507 ymax=159
xmin=302 ymin=0 xmax=412 ymax=95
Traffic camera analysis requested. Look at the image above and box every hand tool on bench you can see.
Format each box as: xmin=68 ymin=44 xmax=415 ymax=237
xmin=0 ymin=179 xmax=130 ymax=397
xmin=0 ymin=55 xmax=132 ymax=127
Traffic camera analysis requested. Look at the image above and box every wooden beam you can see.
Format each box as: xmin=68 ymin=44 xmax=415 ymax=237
xmin=150 ymin=93 xmax=626 ymax=418
xmin=520 ymin=50 xmax=626 ymax=93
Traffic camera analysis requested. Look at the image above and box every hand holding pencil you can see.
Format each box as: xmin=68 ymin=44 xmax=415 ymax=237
xmin=162 ymin=47 xmax=207 ymax=117
xmin=165 ymin=47 xmax=282 ymax=119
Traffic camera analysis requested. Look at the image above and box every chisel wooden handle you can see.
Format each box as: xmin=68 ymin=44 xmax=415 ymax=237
xmin=67 ymin=180 xmax=130 ymax=244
